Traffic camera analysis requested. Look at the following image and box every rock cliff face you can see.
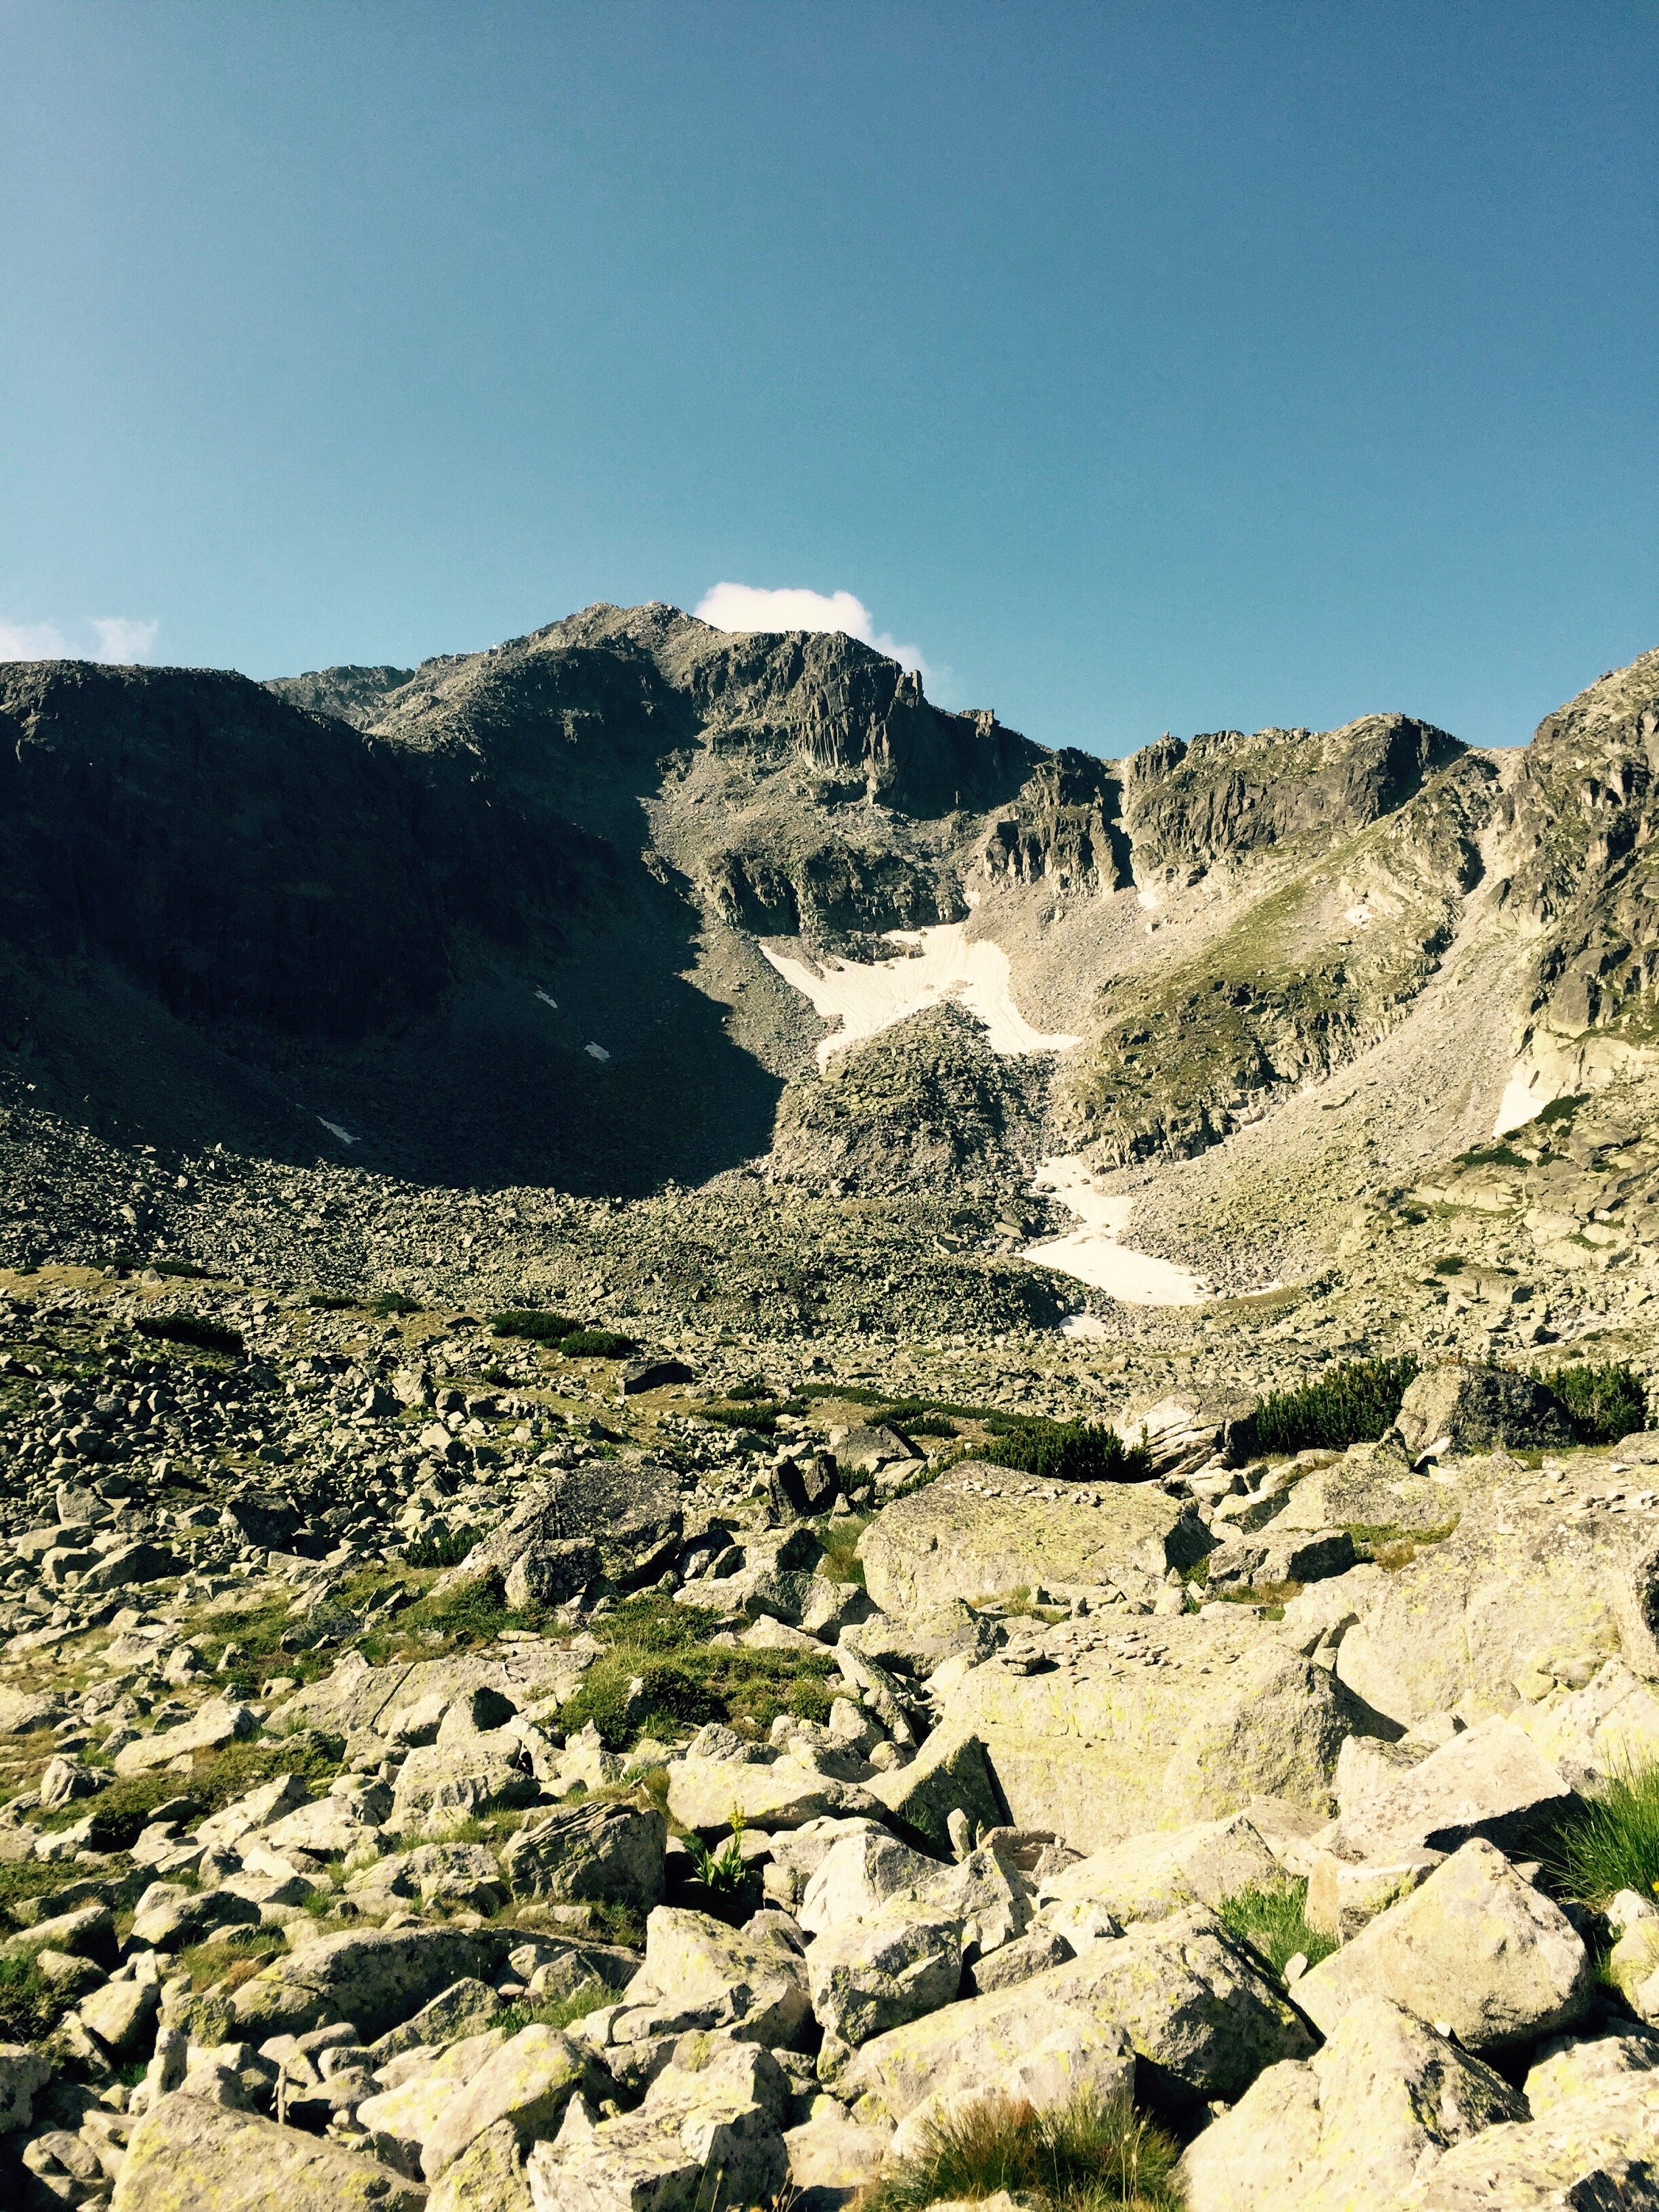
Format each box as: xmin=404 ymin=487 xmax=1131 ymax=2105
xmin=7 ymin=609 xmax=1659 ymax=1239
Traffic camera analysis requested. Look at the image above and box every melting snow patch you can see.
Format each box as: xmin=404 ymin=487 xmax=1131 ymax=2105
xmin=535 ymin=990 xmax=559 ymax=1009
xmin=317 ymin=1117 xmax=359 ymax=1147
xmin=1021 ymin=1155 xmax=1210 ymax=1307
xmin=1060 ymin=1311 xmax=1110 ymax=1339
xmin=762 ymin=922 xmax=1080 ymax=1071
xmin=1343 ymin=905 xmax=1375 ymax=929
xmin=584 ymin=1042 xmax=611 ymax=1062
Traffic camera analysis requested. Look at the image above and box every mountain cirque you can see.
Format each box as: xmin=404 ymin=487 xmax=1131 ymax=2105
xmin=2 ymin=616 xmax=1659 ymax=2206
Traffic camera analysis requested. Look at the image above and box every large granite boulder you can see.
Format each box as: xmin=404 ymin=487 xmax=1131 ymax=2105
xmin=855 ymin=1464 xmax=1211 ymax=1618
xmin=1295 ymin=1838 xmax=1593 ymax=2053
xmin=1336 ymin=1464 xmax=1659 ymax=1728
xmin=1176 ymin=1995 xmax=1526 ymax=2212
xmin=935 ymin=1609 xmax=1390 ymax=1850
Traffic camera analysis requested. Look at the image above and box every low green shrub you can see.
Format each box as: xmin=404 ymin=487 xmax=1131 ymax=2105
xmin=490 ymin=1309 xmax=582 ymax=1342
xmin=560 ymin=1329 xmax=636 ymax=1359
xmin=553 ymin=1594 xmax=835 ymax=1750
xmin=403 ymin=1528 xmax=481 ymax=1570
xmin=859 ymin=2089 xmax=1180 ymax=2212
xmin=981 ymin=1419 xmax=1150 ymax=1485
xmin=1538 ymin=1360 xmax=1649 ymax=1444
xmin=134 ymin=1313 xmax=244 ymax=1357
xmin=1217 ymin=1877 xmax=1335 ymax=1977
xmin=1548 ymin=1763 xmax=1659 ymax=1907
xmin=1255 ymin=1355 xmax=1421 ymax=1453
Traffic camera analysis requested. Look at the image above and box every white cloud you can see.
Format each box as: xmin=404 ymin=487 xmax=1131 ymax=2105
xmin=0 ymin=619 xmax=70 ymax=661
xmin=694 ymin=581 xmax=931 ymax=684
xmin=0 ymin=616 xmax=158 ymax=664
xmin=90 ymin=617 xmax=159 ymax=664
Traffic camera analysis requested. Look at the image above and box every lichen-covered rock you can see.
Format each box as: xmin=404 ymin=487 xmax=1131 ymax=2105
xmin=1393 ymin=1363 xmax=1573 ymax=1456
xmin=1039 ymin=1813 xmax=1281 ymax=1927
xmin=0 ymin=2042 xmax=52 ymax=2135
xmin=114 ymin=1699 xmax=258 ymax=1775
xmin=108 ymin=2092 xmax=425 ymax=2211
xmin=856 ymin=1465 xmax=1210 ymax=1617
xmin=369 ymin=1977 xmax=506 ymax=2064
xmin=667 ymin=1752 xmax=881 ymax=1835
xmin=390 ymin=1733 xmax=539 ymax=1830
xmin=1511 ymin=1658 xmax=1659 ymax=1790
xmin=1388 ymin=2070 xmax=1659 ymax=2208
xmin=421 ymin=2025 xmax=593 ymax=2179
xmin=1526 ymin=2027 xmax=1659 ymax=2118
xmin=625 ymin=1907 xmax=811 ymax=2048
xmin=939 ymin=1610 xmax=1384 ymax=1850
xmin=1176 ymin=1994 xmax=1526 ymax=2212
xmin=1295 ymin=1837 xmax=1593 ymax=2052
xmin=426 ymin=2117 xmax=534 ymax=2212
xmin=503 ymin=1796 xmax=666 ymax=1910
xmin=1336 ymin=1475 xmax=1659 ymax=1728
xmin=840 ymin=1907 xmax=1308 ymax=2116
xmin=866 ymin=1727 xmax=1005 ymax=1854
xmin=798 ymin=1828 xmax=942 ymax=1935
xmin=1324 ymin=1716 xmax=1574 ymax=1860
xmin=232 ymin=1924 xmax=510 ymax=2040
xmin=526 ymin=2035 xmax=787 ymax=2212
xmin=805 ymin=1899 xmax=964 ymax=2045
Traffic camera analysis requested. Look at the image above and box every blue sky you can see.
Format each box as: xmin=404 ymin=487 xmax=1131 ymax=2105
xmin=1 ymin=1 xmax=1654 ymax=754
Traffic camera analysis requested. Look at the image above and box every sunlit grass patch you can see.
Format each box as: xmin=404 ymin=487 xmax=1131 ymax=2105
xmin=1217 ymin=1878 xmax=1335 ymax=1978
xmin=857 ymin=2089 xmax=1181 ymax=2212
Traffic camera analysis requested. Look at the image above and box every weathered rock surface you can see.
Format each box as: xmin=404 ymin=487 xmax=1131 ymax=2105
xmin=1177 ymin=1994 xmax=1527 ymax=2212
xmin=857 ymin=1465 xmax=1210 ymax=1617
xmin=232 ymin=1924 xmax=509 ymax=2040
xmin=1337 ymin=1475 xmax=1659 ymax=1728
xmin=1295 ymin=1837 xmax=1593 ymax=2052
xmin=840 ymin=1906 xmax=1309 ymax=2115
xmin=503 ymin=1796 xmax=666 ymax=1909
xmin=938 ymin=1611 xmax=1389 ymax=1849
xmin=110 ymin=2091 xmax=426 ymax=2211
xmin=1040 ymin=1812 xmax=1282 ymax=1925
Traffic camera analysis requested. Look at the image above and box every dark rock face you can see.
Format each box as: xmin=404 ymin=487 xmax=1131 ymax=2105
xmin=0 ymin=608 xmax=1055 ymax=1192
xmin=771 ymin=1004 xmax=1051 ymax=1198
xmin=1394 ymin=1365 xmax=1575 ymax=1455
xmin=1122 ymin=714 xmax=1465 ymax=879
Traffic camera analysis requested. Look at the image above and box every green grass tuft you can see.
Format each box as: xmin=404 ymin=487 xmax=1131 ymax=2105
xmin=494 ymin=1983 xmax=613 ymax=2037
xmin=1548 ymin=1764 xmax=1659 ymax=1907
xmin=858 ymin=2089 xmax=1181 ymax=2212
xmin=816 ymin=1516 xmax=870 ymax=1586
xmin=1217 ymin=1878 xmax=1335 ymax=1978
xmin=1256 ymin=1356 xmax=1420 ymax=1454
xmin=552 ymin=1593 xmax=834 ymax=1751
xmin=0 ymin=1952 xmax=57 ymax=2042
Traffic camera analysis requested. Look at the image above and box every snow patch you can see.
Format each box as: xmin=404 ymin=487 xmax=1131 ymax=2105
xmin=762 ymin=923 xmax=1079 ymax=1071
xmin=535 ymin=990 xmax=559 ymax=1010
xmin=1020 ymin=1155 xmax=1210 ymax=1307
xmin=317 ymin=1117 xmax=359 ymax=1147
xmin=1343 ymin=904 xmax=1375 ymax=929
xmin=584 ymin=1042 xmax=611 ymax=1062
xmin=1060 ymin=1311 xmax=1111 ymax=1339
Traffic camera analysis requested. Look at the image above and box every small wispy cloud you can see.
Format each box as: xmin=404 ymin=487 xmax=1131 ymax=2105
xmin=694 ymin=581 xmax=932 ymax=685
xmin=90 ymin=617 xmax=159 ymax=663
xmin=0 ymin=616 xmax=159 ymax=665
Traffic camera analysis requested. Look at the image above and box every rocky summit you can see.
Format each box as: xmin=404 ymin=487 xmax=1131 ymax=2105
xmin=4 ymin=616 xmax=1659 ymax=2208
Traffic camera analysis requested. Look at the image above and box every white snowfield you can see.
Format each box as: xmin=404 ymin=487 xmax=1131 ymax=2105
xmin=762 ymin=922 xmax=1081 ymax=1071
xmin=1021 ymin=1155 xmax=1211 ymax=1307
